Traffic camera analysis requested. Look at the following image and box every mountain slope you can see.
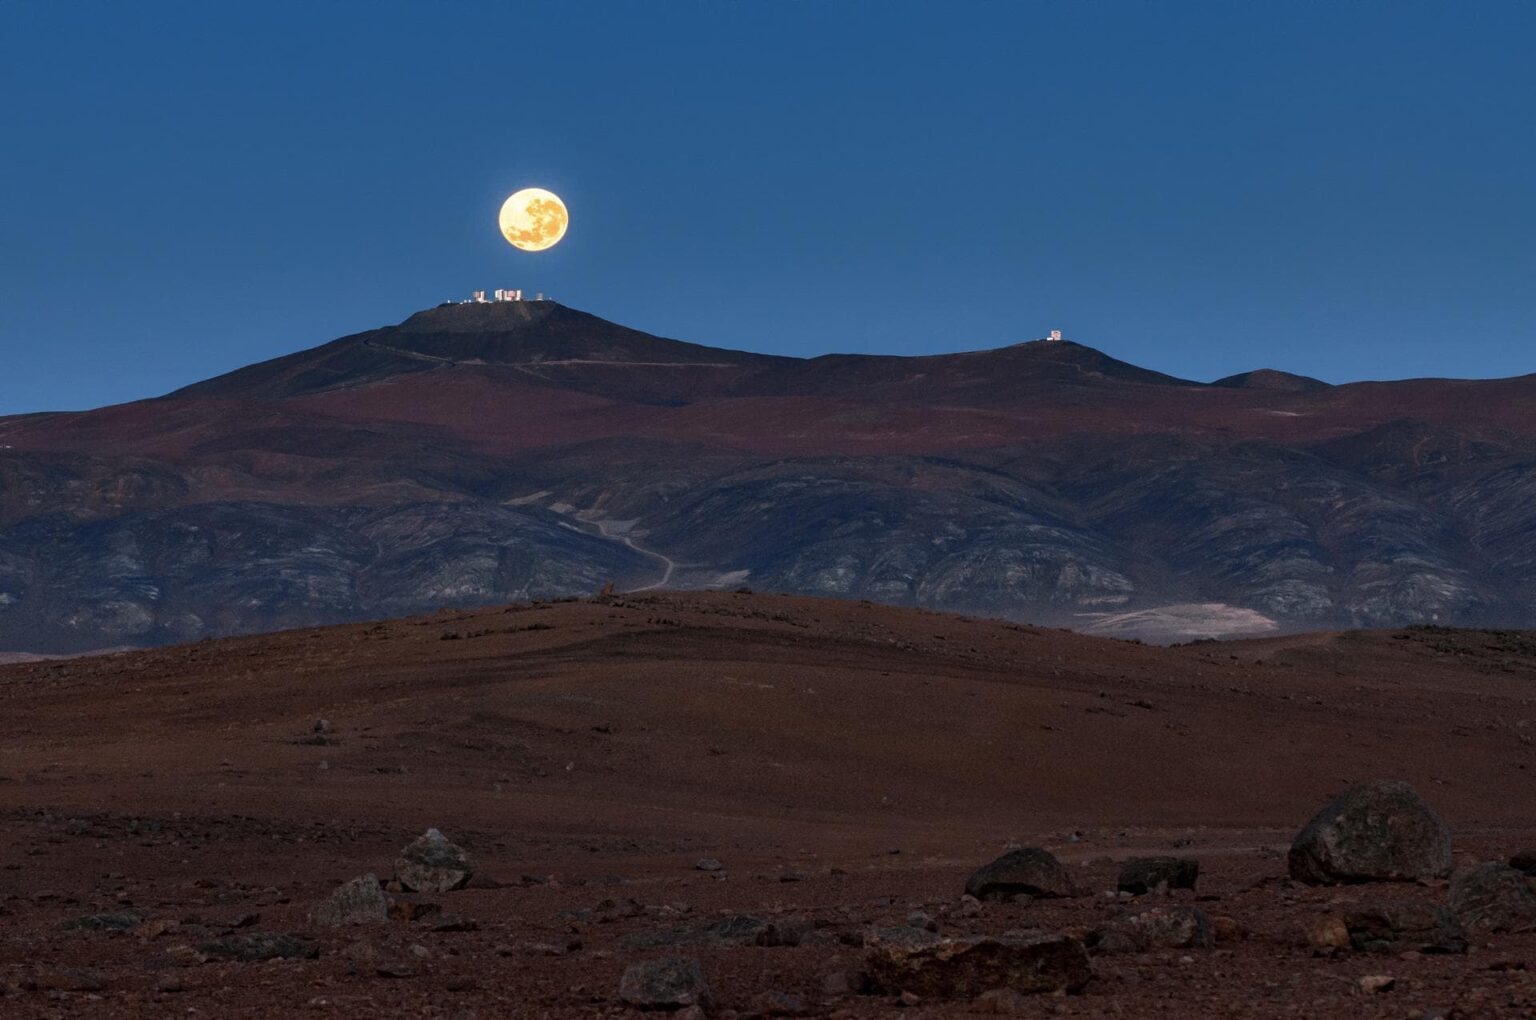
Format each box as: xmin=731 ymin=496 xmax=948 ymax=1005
xmin=2 ymin=300 xmax=1536 ymax=652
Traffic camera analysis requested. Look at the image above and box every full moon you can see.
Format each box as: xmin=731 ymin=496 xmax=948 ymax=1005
xmin=498 ymin=187 xmax=569 ymax=252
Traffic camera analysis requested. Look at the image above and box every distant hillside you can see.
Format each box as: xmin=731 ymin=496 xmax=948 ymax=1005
xmin=3 ymin=300 xmax=1536 ymax=652
xmin=1211 ymin=368 xmax=1331 ymax=392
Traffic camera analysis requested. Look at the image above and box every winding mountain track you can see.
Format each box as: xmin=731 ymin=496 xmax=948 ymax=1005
xmin=590 ymin=518 xmax=677 ymax=592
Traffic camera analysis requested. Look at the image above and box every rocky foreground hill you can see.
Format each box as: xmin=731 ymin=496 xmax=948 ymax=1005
xmin=3 ymin=593 xmax=1536 ymax=1016
xmin=2 ymin=300 xmax=1535 ymax=651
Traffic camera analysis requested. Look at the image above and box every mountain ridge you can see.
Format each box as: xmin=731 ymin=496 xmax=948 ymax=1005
xmin=3 ymin=300 xmax=1536 ymax=652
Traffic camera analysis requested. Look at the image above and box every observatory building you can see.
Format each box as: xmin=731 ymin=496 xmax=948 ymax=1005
xmin=463 ymin=289 xmax=545 ymax=304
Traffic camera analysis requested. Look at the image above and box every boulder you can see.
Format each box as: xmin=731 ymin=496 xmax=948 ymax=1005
xmin=1287 ymin=780 xmax=1452 ymax=885
xmin=864 ymin=929 xmax=1091 ymax=998
xmin=619 ymin=956 xmax=714 ymax=1011
xmin=311 ymin=874 xmax=388 ymax=927
xmin=1448 ymin=863 xmax=1536 ymax=932
xmin=1092 ymin=906 xmax=1213 ymax=954
xmin=964 ymin=848 xmax=1075 ymax=901
xmin=1341 ymin=903 xmax=1467 ymax=954
xmin=197 ymin=932 xmax=319 ymax=962
xmin=395 ymin=829 xmax=473 ymax=893
xmin=1117 ymin=856 xmax=1199 ymax=895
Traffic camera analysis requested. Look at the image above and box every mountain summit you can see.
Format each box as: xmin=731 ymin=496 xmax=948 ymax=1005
xmin=3 ymin=301 xmax=1536 ymax=653
xmin=172 ymin=301 xmax=785 ymax=403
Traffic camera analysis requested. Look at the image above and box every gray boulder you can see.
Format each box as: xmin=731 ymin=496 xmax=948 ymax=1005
xmin=619 ymin=956 xmax=714 ymax=1010
xmin=311 ymin=874 xmax=389 ymax=926
xmin=864 ymin=929 xmax=1091 ymax=998
xmin=1287 ymin=780 xmax=1452 ymax=884
xmin=964 ymin=848 xmax=1075 ymax=901
xmin=395 ymin=829 xmax=473 ymax=893
xmin=1117 ymin=856 xmax=1199 ymax=895
xmin=1449 ymin=863 xmax=1536 ymax=932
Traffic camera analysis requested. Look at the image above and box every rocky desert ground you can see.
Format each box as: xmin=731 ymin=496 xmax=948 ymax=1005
xmin=4 ymin=591 xmax=1536 ymax=1017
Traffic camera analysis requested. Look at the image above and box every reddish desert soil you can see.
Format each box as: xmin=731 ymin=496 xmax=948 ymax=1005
xmin=3 ymin=592 xmax=1536 ymax=1017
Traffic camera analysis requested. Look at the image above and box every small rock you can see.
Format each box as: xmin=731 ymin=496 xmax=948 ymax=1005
xmin=1211 ymin=915 xmax=1244 ymax=942
xmin=1359 ymin=974 xmax=1396 ymax=993
xmin=408 ymin=943 xmax=431 ymax=959
xmin=1305 ymin=915 xmax=1351 ymax=951
xmin=899 ymin=990 xmax=923 ymax=1007
xmin=375 ymin=962 xmax=414 ymax=978
xmin=1287 ymin=780 xmax=1452 ymax=885
xmin=973 ymin=988 xmax=1032 ymax=1014
xmin=1508 ymin=849 xmax=1536 ymax=876
xmin=1093 ymin=906 xmax=1213 ymax=954
xmin=38 ymin=968 xmax=106 ymax=992
xmin=864 ymin=929 xmax=1091 ymax=998
xmin=430 ymin=913 xmax=478 ymax=932
xmin=1118 ymin=856 xmax=1198 ymax=895
xmin=750 ymin=989 xmax=808 ymax=1015
xmin=963 ymin=848 xmax=1076 ymax=901
xmin=311 ymin=874 xmax=388 ymax=927
xmin=395 ymin=828 xmax=473 ymax=893
xmin=465 ymin=872 xmax=505 ymax=890
xmin=164 ymin=944 xmax=205 ymax=968
xmin=821 ymin=970 xmax=852 ymax=996
xmin=59 ymin=910 xmax=145 ymax=933
xmin=132 ymin=918 xmax=176 ymax=939
xmin=198 ymin=932 xmax=318 ymax=962
xmin=907 ymin=910 xmax=938 ymax=932
xmin=341 ymin=940 xmax=378 ymax=964
xmin=387 ymin=895 xmax=442 ymax=923
xmin=619 ymin=957 xmax=714 ymax=1011
xmin=524 ymin=941 xmax=566 ymax=956
xmin=695 ymin=858 xmax=723 ymax=872
xmin=154 ymin=973 xmax=188 ymax=993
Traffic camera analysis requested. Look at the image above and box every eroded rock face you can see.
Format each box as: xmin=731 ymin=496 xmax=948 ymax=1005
xmin=395 ymin=829 xmax=473 ymax=894
xmin=1340 ymin=903 xmax=1467 ymax=954
xmin=311 ymin=873 xmax=389 ymax=927
xmin=1118 ymin=856 xmax=1199 ymax=895
xmin=964 ymin=848 xmax=1076 ymax=901
xmin=864 ymin=930 xmax=1091 ymax=998
xmin=1287 ymin=780 xmax=1452 ymax=885
xmin=618 ymin=956 xmax=713 ymax=1011
xmin=1448 ymin=863 xmax=1536 ymax=932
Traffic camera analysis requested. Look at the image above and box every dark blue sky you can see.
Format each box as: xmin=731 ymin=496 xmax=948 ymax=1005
xmin=4 ymin=1 xmax=1534 ymax=413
